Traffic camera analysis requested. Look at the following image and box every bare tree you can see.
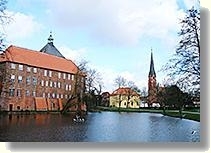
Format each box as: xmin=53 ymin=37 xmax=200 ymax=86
xmin=0 ymin=0 xmax=11 ymax=51
xmin=163 ymin=7 xmax=200 ymax=97
xmin=125 ymin=81 xmax=141 ymax=108
xmin=113 ymin=76 xmax=127 ymax=110
xmin=114 ymin=76 xmax=126 ymax=88
xmin=75 ymin=60 xmax=103 ymax=109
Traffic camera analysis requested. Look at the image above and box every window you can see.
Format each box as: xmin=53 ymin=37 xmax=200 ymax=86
xmin=45 ymin=81 xmax=48 ymax=86
xmin=60 ymin=94 xmax=63 ymax=99
xmin=26 ymin=66 xmax=31 ymax=72
xmin=63 ymin=73 xmax=66 ymax=79
xmin=49 ymin=71 xmax=52 ymax=77
xmin=44 ymin=70 xmax=47 ymax=76
xmin=56 ymin=94 xmax=59 ymax=98
xmin=69 ymin=85 xmax=71 ymax=91
xmin=52 ymin=93 xmax=55 ymax=98
xmin=33 ymin=67 xmax=37 ymax=73
xmin=11 ymin=63 xmax=16 ymax=69
xmin=41 ymin=80 xmax=44 ymax=86
xmin=58 ymin=72 xmax=61 ymax=79
xmin=58 ymin=82 xmax=61 ymax=88
xmin=26 ymin=90 xmax=30 ymax=96
xmin=71 ymin=75 xmax=74 ymax=80
xmin=18 ymin=76 xmax=22 ymax=83
xmin=26 ymin=76 xmax=31 ymax=85
xmin=16 ymin=89 xmax=21 ymax=97
xmin=43 ymin=93 xmax=45 ymax=98
xmin=19 ymin=64 xmax=23 ymax=71
xmin=54 ymin=82 xmax=57 ymax=88
xmin=65 ymin=84 xmax=68 ymax=91
xmin=49 ymin=81 xmax=53 ymax=87
xmin=68 ymin=74 xmax=71 ymax=80
xmin=32 ymin=77 xmax=37 ymax=85
xmin=11 ymin=75 xmax=15 ymax=83
xmin=32 ymin=91 xmax=36 ymax=97
xmin=48 ymin=93 xmax=50 ymax=98
xmin=9 ymin=88 xmax=15 ymax=97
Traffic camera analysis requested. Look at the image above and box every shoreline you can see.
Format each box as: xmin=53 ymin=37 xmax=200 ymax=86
xmin=0 ymin=107 xmax=200 ymax=122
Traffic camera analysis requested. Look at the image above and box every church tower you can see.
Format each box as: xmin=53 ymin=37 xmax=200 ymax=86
xmin=148 ymin=50 xmax=157 ymax=106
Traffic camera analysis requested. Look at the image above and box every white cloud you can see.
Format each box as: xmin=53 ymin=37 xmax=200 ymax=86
xmin=45 ymin=0 xmax=185 ymax=46
xmin=90 ymin=64 xmax=148 ymax=93
xmin=58 ymin=45 xmax=87 ymax=62
xmin=3 ymin=11 xmax=42 ymax=42
xmin=183 ymin=0 xmax=199 ymax=9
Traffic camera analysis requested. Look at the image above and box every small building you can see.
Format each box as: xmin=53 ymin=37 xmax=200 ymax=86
xmin=101 ymin=92 xmax=110 ymax=107
xmin=0 ymin=34 xmax=86 ymax=111
xmin=109 ymin=87 xmax=140 ymax=108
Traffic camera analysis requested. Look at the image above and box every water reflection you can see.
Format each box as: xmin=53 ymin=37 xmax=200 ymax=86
xmin=0 ymin=112 xmax=200 ymax=142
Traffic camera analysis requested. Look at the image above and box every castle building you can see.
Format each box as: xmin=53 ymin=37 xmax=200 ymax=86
xmin=148 ymin=50 xmax=157 ymax=106
xmin=0 ymin=34 xmax=86 ymax=111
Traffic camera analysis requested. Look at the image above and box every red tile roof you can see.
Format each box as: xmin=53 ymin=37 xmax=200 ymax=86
xmin=0 ymin=45 xmax=79 ymax=74
xmin=111 ymin=87 xmax=139 ymax=96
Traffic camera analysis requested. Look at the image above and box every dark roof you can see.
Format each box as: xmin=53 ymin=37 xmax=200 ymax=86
xmin=148 ymin=51 xmax=156 ymax=77
xmin=40 ymin=33 xmax=65 ymax=59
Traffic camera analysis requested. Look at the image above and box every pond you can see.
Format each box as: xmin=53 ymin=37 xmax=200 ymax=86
xmin=0 ymin=112 xmax=200 ymax=142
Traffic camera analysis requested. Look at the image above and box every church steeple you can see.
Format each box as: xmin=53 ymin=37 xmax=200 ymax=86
xmin=147 ymin=49 xmax=157 ymax=106
xmin=148 ymin=49 xmax=156 ymax=77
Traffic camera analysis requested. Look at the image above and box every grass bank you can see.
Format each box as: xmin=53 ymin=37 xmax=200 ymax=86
xmin=93 ymin=106 xmax=200 ymax=122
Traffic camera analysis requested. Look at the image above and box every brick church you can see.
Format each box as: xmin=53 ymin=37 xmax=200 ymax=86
xmin=0 ymin=33 xmax=86 ymax=112
xmin=147 ymin=50 xmax=158 ymax=107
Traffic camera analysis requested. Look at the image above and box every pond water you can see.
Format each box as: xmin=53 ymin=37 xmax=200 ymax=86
xmin=0 ymin=112 xmax=200 ymax=142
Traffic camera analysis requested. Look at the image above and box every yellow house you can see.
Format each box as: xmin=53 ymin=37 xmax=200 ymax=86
xmin=109 ymin=87 xmax=140 ymax=108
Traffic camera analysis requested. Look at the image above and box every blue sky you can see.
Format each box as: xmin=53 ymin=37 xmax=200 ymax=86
xmin=2 ymin=0 xmax=199 ymax=93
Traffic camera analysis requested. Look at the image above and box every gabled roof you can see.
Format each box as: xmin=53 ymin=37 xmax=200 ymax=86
xmin=111 ymin=87 xmax=139 ymax=96
xmin=40 ymin=33 xmax=65 ymax=58
xmin=1 ymin=45 xmax=79 ymax=74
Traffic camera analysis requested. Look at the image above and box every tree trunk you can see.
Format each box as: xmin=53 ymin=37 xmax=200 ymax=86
xmin=179 ymin=107 xmax=182 ymax=119
xmin=162 ymin=106 xmax=166 ymax=115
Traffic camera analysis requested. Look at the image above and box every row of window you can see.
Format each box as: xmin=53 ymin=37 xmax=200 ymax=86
xmin=9 ymin=88 xmax=71 ymax=99
xmin=11 ymin=63 xmax=37 ymax=73
xmin=10 ymin=63 xmax=74 ymax=80
xmin=10 ymin=75 xmax=72 ymax=90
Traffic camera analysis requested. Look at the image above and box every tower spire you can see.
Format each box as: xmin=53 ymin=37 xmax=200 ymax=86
xmin=148 ymin=48 xmax=157 ymax=106
xmin=48 ymin=31 xmax=54 ymax=44
xmin=148 ymin=49 xmax=156 ymax=77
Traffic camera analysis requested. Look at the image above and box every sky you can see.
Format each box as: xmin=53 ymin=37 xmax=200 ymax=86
xmin=1 ymin=0 xmax=199 ymax=93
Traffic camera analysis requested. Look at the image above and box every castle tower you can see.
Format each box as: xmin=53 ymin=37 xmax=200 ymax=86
xmin=40 ymin=32 xmax=65 ymax=58
xmin=148 ymin=50 xmax=157 ymax=106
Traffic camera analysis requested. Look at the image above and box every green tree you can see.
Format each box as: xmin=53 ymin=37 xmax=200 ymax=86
xmin=157 ymin=85 xmax=186 ymax=118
